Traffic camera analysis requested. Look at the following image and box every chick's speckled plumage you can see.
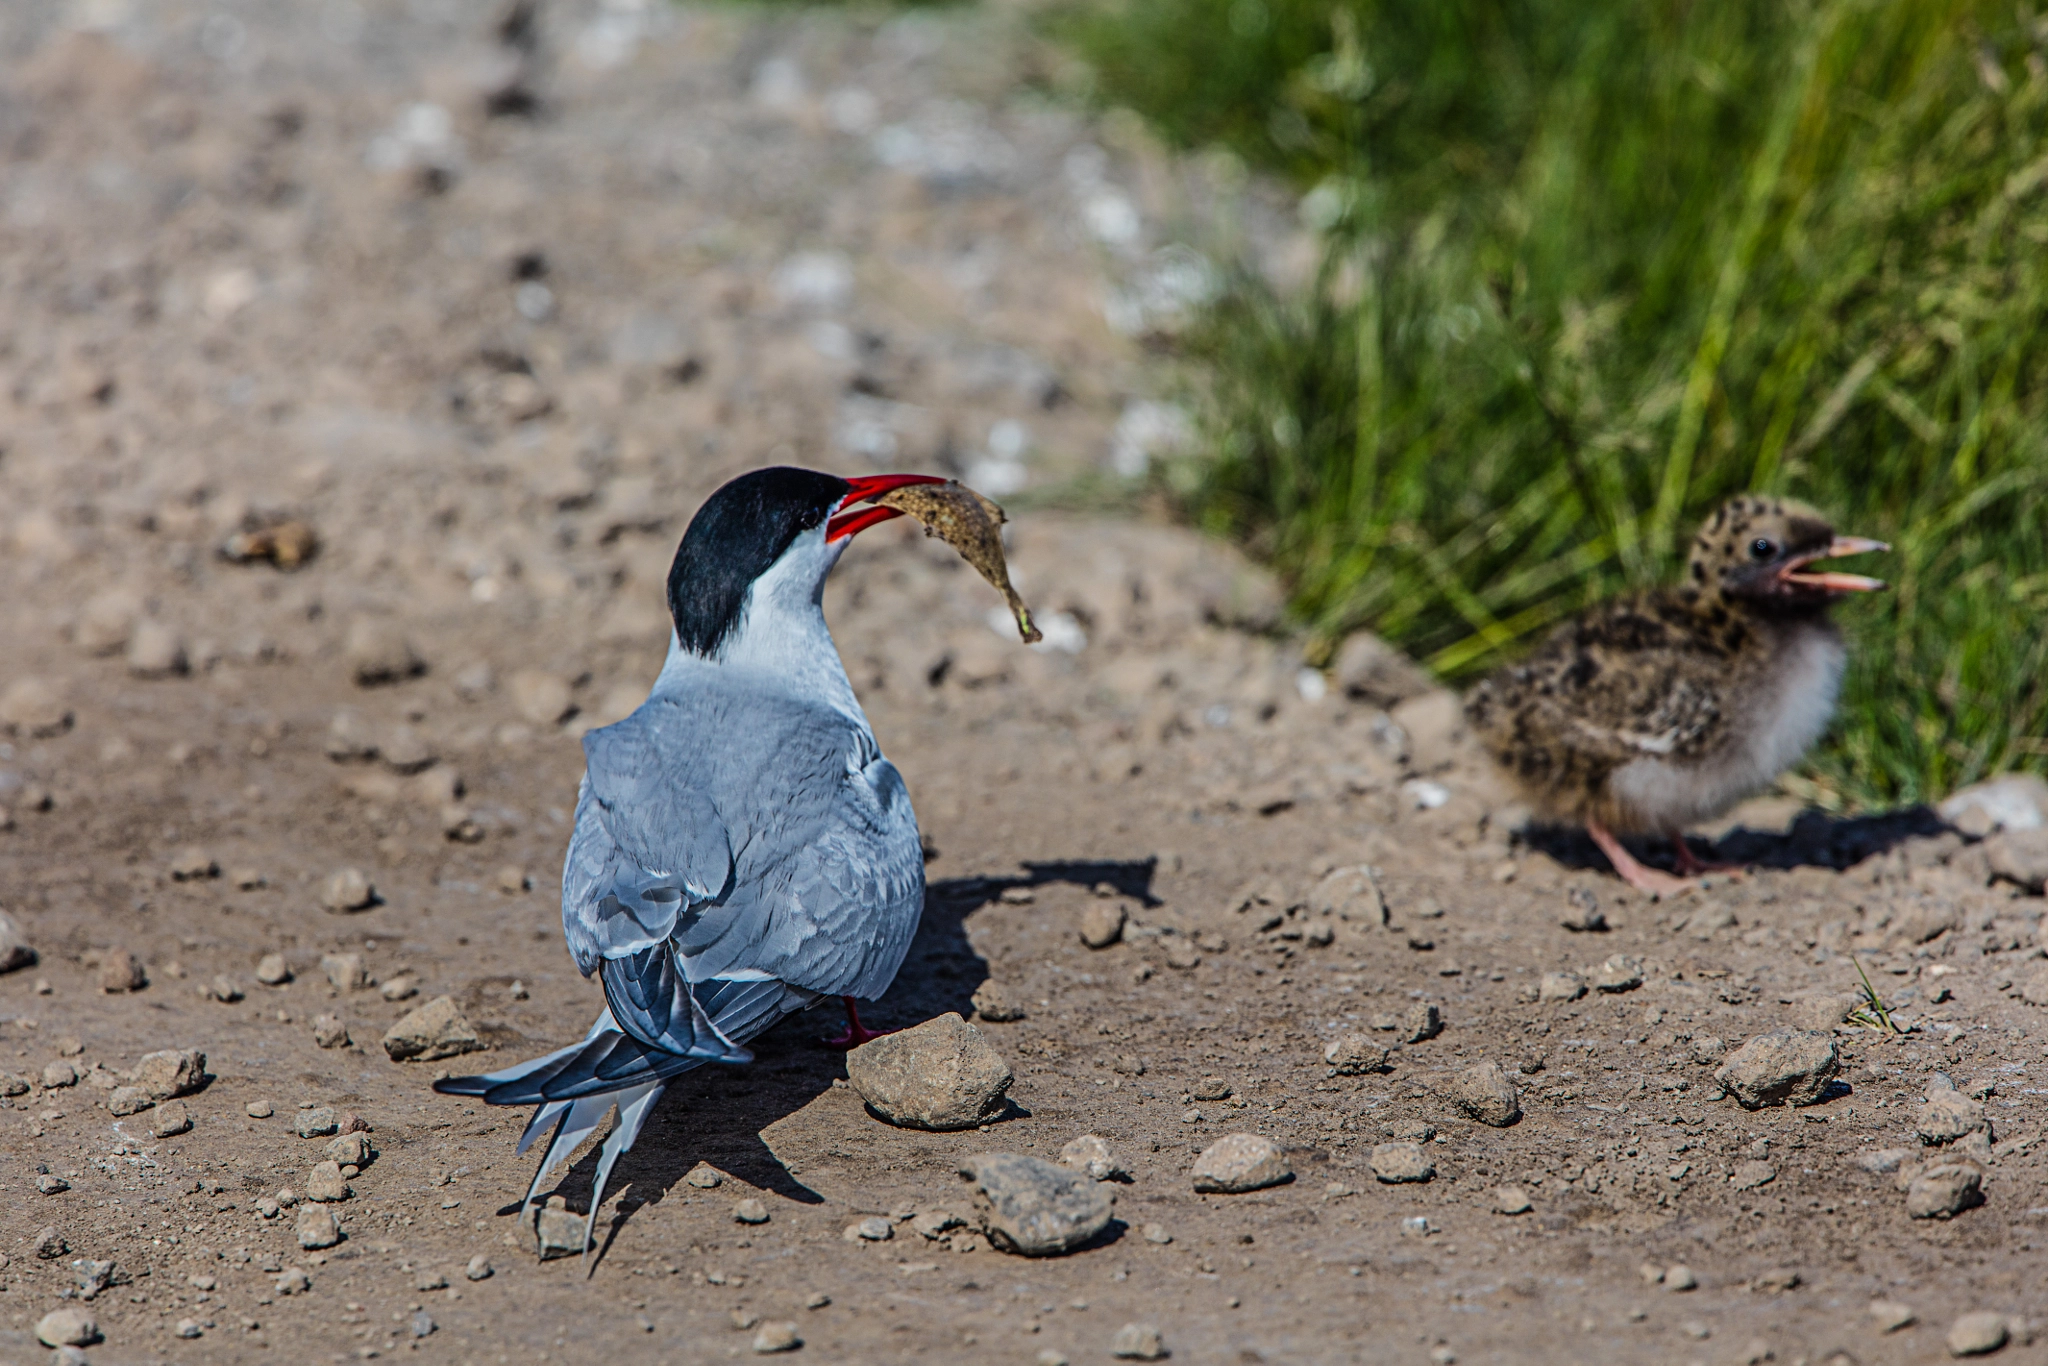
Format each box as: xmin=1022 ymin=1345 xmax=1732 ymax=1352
xmin=1465 ymin=496 xmax=1871 ymax=836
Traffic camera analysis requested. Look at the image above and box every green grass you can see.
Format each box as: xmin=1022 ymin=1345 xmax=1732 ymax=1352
xmin=1059 ymin=0 xmax=2048 ymax=809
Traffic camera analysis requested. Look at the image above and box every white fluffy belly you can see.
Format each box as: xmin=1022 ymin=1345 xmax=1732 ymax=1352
xmin=1609 ymin=627 xmax=1846 ymax=831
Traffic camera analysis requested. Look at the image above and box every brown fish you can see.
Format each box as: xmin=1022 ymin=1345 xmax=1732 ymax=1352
xmin=865 ymin=480 xmax=1041 ymax=644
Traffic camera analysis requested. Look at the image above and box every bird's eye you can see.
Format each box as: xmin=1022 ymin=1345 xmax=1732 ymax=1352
xmin=1750 ymin=538 xmax=1775 ymax=561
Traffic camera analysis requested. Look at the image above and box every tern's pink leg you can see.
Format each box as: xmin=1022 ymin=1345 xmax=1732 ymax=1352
xmin=820 ymin=997 xmax=894 ymax=1050
xmin=1586 ymin=820 xmax=1696 ymax=896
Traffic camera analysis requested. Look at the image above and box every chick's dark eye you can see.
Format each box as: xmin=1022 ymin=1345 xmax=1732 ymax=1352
xmin=1750 ymin=538 xmax=1775 ymax=561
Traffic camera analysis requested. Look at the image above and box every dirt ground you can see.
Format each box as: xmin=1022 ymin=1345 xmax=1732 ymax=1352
xmin=3 ymin=3 xmax=2048 ymax=1364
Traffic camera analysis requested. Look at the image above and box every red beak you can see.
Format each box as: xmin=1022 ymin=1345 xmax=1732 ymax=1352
xmin=826 ymin=473 xmax=948 ymax=542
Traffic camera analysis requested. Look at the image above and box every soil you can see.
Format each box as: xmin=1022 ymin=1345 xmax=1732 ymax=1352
xmin=2 ymin=4 xmax=2046 ymax=1365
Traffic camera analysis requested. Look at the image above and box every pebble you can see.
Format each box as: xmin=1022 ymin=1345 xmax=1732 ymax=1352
xmin=1162 ymin=938 xmax=1203 ymax=970
xmin=1491 ymin=1184 xmax=1531 ymax=1215
xmin=168 ymin=846 xmax=218 ymax=881
xmin=970 ymin=980 xmax=1027 ymax=1023
xmin=1559 ymin=886 xmax=1607 ymax=932
xmin=134 ymin=1048 xmax=206 ymax=1100
xmin=911 ymin=1210 xmax=966 ymax=1240
xmin=275 ymin=1266 xmax=312 ymax=1295
xmin=322 ymin=952 xmax=369 ymax=992
xmin=1058 ymin=1134 xmax=1126 ymax=1182
xmin=959 ymin=1152 xmax=1113 ymax=1255
xmin=1193 ymin=1076 xmax=1233 ymax=1101
xmin=99 ymin=948 xmax=147 ymax=993
xmin=1591 ymin=954 xmax=1643 ymax=993
xmin=256 ymin=953 xmax=292 ymax=985
xmin=345 ymin=617 xmax=425 ymax=686
xmin=685 ymin=1163 xmax=724 ymax=1189
xmin=1401 ymin=1002 xmax=1443 ymax=1043
xmin=43 ymin=1059 xmax=78 ymax=1088
xmin=845 ymin=1012 xmax=1013 ymax=1131
xmin=1714 ymin=1029 xmax=1839 ymax=1109
xmin=1538 ymin=972 xmax=1586 ymax=1003
xmin=295 ymin=1204 xmax=341 ymax=1249
xmin=107 ymin=1085 xmax=153 ymax=1116
xmin=295 ymin=1106 xmax=338 ymax=1138
xmin=34 ymin=1227 xmax=67 ymax=1259
xmin=1079 ymin=902 xmax=1126 ymax=948
xmin=1869 ymin=1300 xmax=1917 ymax=1333
xmin=312 ymin=1014 xmax=351 ymax=1049
xmin=1906 ymin=1163 xmax=1983 ymax=1219
xmin=174 ymin=1318 xmax=203 ymax=1338
xmin=326 ymin=1132 xmax=373 ymax=1166
xmin=1142 ymin=1223 xmax=1173 ymax=1244
xmin=205 ymin=974 xmax=243 ymax=1002
xmin=1370 ymin=1142 xmax=1435 ymax=1184
xmin=1323 ymin=1033 xmax=1390 ymax=1075
xmin=1447 ymin=1061 xmax=1521 ymax=1127
xmin=380 ymin=724 xmax=436 ymax=774
xmin=1665 ymin=1264 xmax=1698 ymax=1291
xmin=126 ymin=619 xmax=189 ymax=677
xmin=1987 ymin=829 xmax=2048 ymax=894
xmin=36 ymin=1174 xmax=69 ymax=1194
xmin=0 ymin=910 xmax=37 ymax=973
xmin=151 ymin=1100 xmax=192 ymax=1137
xmin=34 ymin=1308 xmax=98 ymax=1348
xmin=845 ymin=1216 xmax=894 ymax=1242
xmin=220 ymin=517 xmax=319 ymax=568
xmin=321 ymin=869 xmax=377 ymax=913
xmin=1310 ymin=864 xmax=1389 ymax=927
xmin=415 ymin=1269 xmax=448 ymax=1291
xmin=1109 ymin=1323 xmax=1167 ymax=1360
xmin=1947 ymin=1312 xmax=2010 ymax=1357
xmin=306 ymin=1160 xmax=351 ymax=1202
xmin=751 ymin=1321 xmax=801 ymax=1354
xmin=246 ymin=1099 xmax=274 ymax=1118
xmin=380 ymin=973 xmax=419 ymax=1002
xmin=465 ymin=1254 xmax=493 ymax=1281
xmin=508 ymin=669 xmax=575 ymax=726
xmin=0 ymin=677 xmax=73 ymax=738
xmin=733 ymin=1198 xmax=769 ymax=1225
xmin=412 ymin=1311 xmax=437 ymax=1338
xmin=1729 ymin=1160 xmax=1776 ymax=1191
xmin=1918 ymin=1087 xmax=1987 ymax=1145
xmin=0 ymin=1071 xmax=26 ymax=1096
xmin=1190 ymin=1133 xmax=1293 ymax=1193
xmin=382 ymin=996 xmax=484 ymax=1062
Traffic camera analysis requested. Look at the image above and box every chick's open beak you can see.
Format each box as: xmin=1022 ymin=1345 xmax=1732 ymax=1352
xmin=1780 ymin=535 xmax=1889 ymax=593
xmin=826 ymin=473 xmax=948 ymax=541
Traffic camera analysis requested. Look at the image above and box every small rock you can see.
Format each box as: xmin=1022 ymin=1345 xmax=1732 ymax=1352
xmin=326 ymin=1132 xmax=374 ymax=1167
xmin=1080 ymin=902 xmax=1127 ymax=949
xmin=312 ymin=1013 xmax=350 ymax=1049
xmin=1370 ymin=1142 xmax=1435 ymax=1184
xmin=412 ymin=1311 xmax=436 ymax=1338
xmin=0 ymin=910 xmax=38 ymax=973
xmin=1447 ymin=1061 xmax=1521 ymax=1127
xmin=151 ymin=1100 xmax=192 ymax=1137
xmin=733 ymin=1198 xmax=769 ymax=1225
xmin=34 ymin=1308 xmax=99 ymax=1348
xmin=35 ymin=1227 xmax=67 ymax=1259
xmin=1869 ymin=1300 xmax=1918 ymax=1333
xmin=685 ymin=1163 xmax=724 ymax=1189
xmin=1401 ymin=1002 xmax=1443 ymax=1043
xmin=508 ymin=669 xmax=575 ymax=726
xmin=305 ymin=1159 xmax=351 ymax=1202
xmin=1941 ymin=774 xmax=2048 ymax=834
xmin=380 ymin=724 xmax=436 ymax=773
xmin=380 ymin=973 xmax=419 ymax=1001
xmin=1987 ymin=829 xmax=2048 ymax=893
xmin=107 ymin=1085 xmax=153 ymax=1115
xmin=231 ymin=866 xmax=266 ymax=890
xmin=323 ymin=951 xmax=369 ymax=992
xmin=1332 ymin=631 xmax=1434 ymax=707
xmin=845 ymin=1216 xmax=893 ymax=1242
xmin=1109 ymin=1322 xmax=1168 ymax=1360
xmin=960 ymin=1152 xmax=1113 ymax=1255
xmin=1538 ymin=971 xmax=1586 ymax=1003
xmin=1323 ymin=1033 xmax=1390 ymax=1075
xmin=0 ymin=1071 xmax=27 ymax=1095
xmin=175 ymin=1318 xmax=203 ymax=1339
xmin=1162 ymin=937 xmax=1202 ymax=970
xmin=256 ymin=952 xmax=292 ymax=985
xmin=99 ymin=948 xmax=147 ymax=993
xmin=133 ymin=1047 xmax=205 ymax=1100
xmin=1907 ymin=1163 xmax=1983 ymax=1219
xmin=1191 ymin=1133 xmax=1292 ymax=1193
xmin=168 ymin=846 xmax=218 ymax=881
xmin=1192 ymin=1076 xmax=1232 ymax=1102
xmin=1730 ymin=1160 xmax=1777 ymax=1191
xmin=321 ymin=868 xmax=376 ymax=913
xmin=382 ymin=995 xmax=484 ymax=1062
xmin=970 ymin=980 xmax=1027 ymax=1022
xmin=295 ymin=1106 xmax=338 ymax=1138
xmin=1058 ymin=1134 xmax=1126 ymax=1182
xmin=1311 ymin=865 xmax=1389 ymax=928
xmin=220 ymin=517 xmax=320 ymax=569
xmin=845 ymin=1012 xmax=1012 ymax=1131
xmin=295 ymin=1204 xmax=342 ymax=1249
xmin=911 ymin=1209 xmax=967 ymax=1240
xmin=1665 ymin=1264 xmax=1698 ymax=1291
xmin=43 ymin=1059 xmax=78 ymax=1088
xmin=246 ymin=1099 xmax=274 ymax=1118
xmin=1714 ymin=1029 xmax=1839 ymax=1109
xmin=36 ymin=1173 xmax=69 ymax=1194
xmin=126 ymin=619 xmax=189 ymax=677
xmin=1591 ymin=954 xmax=1643 ymax=993
xmin=1492 ymin=1183 xmax=1532 ymax=1214
xmin=1142 ymin=1222 xmax=1173 ymax=1244
xmin=2018 ymin=963 xmax=2048 ymax=1008
xmin=1947 ymin=1312 xmax=2011 ymax=1357
xmin=275 ymin=1266 xmax=312 ymax=1294
xmin=465 ymin=1254 xmax=493 ymax=1281
xmin=0 ymin=677 xmax=72 ymax=738
xmin=1559 ymin=886 xmax=1607 ymax=932
xmin=346 ymin=617 xmax=425 ymax=686
xmin=751 ymin=1321 xmax=801 ymax=1354
xmin=1691 ymin=1035 xmax=1728 ymax=1065
xmin=204 ymin=973 xmax=243 ymax=1003
xmin=1919 ymin=1089 xmax=1988 ymax=1144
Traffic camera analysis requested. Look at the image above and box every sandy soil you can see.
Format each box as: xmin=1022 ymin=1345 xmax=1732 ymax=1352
xmin=3 ymin=3 xmax=2047 ymax=1364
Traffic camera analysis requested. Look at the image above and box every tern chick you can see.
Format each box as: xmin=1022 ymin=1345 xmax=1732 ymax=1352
xmin=1464 ymin=495 xmax=1886 ymax=894
xmin=436 ymin=466 xmax=944 ymax=1268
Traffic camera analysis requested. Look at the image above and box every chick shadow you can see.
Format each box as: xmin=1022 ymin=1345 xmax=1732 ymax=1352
xmin=527 ymin=856 xmax=1159 ymax=1271
xmin=1521 ymin=805 xmax=1950 ymax=878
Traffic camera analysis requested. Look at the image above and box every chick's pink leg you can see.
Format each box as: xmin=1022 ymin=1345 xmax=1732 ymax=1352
xmin=1586 ymin=820 xmax=1695 ymax=896
xmin=1669 ymin=832 xmax=1746 ymax=879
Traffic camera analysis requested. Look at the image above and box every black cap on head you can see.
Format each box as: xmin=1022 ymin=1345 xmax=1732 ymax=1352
xmin=667 ymin=467 xmax=852 ymax=658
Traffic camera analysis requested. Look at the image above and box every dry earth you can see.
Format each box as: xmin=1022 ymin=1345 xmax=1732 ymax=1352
xmin=3 ymin=3 xmax=2048 ymax=1365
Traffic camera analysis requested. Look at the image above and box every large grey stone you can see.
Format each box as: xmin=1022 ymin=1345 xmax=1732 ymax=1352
xmin=1190 ymin=1133 xmax=1292 ymax=1193
xmin=958 ymin=1152 xmax=1112 ymax=1256
xmin=846 ymin=1013 xmax=1012 ymax=1131
xmin=1714 ymin=1029 xmax=1838 ymax=1109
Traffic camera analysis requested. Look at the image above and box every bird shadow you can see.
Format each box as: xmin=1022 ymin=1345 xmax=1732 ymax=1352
xmin=524 ymin=854 xmax=1158 ymax=1273
xmin=1521 ymin=805 xmax=1951 ymax=877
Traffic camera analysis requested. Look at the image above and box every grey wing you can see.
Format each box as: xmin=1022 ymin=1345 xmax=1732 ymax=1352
xmin=676 ymin=734 xmax=924 ymax=1000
